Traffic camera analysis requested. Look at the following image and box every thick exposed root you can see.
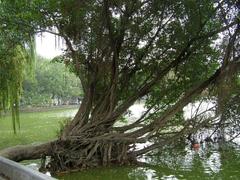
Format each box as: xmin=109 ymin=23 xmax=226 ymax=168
xmin=0 ymin=134 xmax=138 ymax=174
xmin=47 ymin=138 xmax=136 ymax=173
xmin=0 ymin=141 xmax=53 ymax=162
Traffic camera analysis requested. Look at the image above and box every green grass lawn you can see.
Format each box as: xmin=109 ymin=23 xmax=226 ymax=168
xmin=0 ymin=107 xmax=78 ymax=150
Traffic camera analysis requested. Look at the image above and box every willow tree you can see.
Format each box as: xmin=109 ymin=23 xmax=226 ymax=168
xmin=0 ymin=9 xmax=35 ymax=133
xmin=0 ymin=0 xmax=239 ymax=173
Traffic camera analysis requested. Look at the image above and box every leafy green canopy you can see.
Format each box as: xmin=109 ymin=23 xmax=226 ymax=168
xmin=0 ymin=1 xmax=35 ymax=133
xmin=22 ymin=57 xmax=82 ymax=106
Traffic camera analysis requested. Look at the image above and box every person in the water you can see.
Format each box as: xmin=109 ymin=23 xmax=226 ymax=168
xmin=187 ymin=134 xmax=200 ymax=150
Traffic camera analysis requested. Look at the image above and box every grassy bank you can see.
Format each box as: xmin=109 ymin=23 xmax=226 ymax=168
xmin=0 ymin=107 xmax=78 ymax=150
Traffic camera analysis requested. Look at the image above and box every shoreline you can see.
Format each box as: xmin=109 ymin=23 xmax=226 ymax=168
xmin=1 ymin=105 xmax=79 ymax=116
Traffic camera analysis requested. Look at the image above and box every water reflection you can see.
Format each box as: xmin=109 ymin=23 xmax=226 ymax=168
xmin=28 ymin=139 xmax=235 ymax=180
xmin=128 ymin=167 xmax=157 ymax=180
xmin=59 ymin=141 xmax=240 ymax=180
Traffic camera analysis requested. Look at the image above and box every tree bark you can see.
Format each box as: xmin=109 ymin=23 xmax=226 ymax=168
xmin=0 ymin=141 xmax=54 ymax=162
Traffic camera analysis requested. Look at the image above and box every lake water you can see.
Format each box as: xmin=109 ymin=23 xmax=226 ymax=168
xmin=59 ymin=142 xmax=240 ymax=180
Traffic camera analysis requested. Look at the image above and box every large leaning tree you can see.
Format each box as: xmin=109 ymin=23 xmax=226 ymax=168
xmin=0 ymin=0 xmax=240 ymax=173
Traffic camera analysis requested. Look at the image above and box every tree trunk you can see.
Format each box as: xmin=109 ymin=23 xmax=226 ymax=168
xmin=0 ymin=141 xmax=53 ymax=162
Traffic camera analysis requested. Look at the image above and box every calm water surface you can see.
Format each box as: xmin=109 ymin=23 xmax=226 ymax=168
xmin=58 ymin=142 xmax=240 ymax=180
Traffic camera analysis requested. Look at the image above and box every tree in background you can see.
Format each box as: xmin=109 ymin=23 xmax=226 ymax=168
xmin=0 ymin=0 xmax=239 ymax=173
xmin=22 ymin=56 xmax=82 ymax=107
